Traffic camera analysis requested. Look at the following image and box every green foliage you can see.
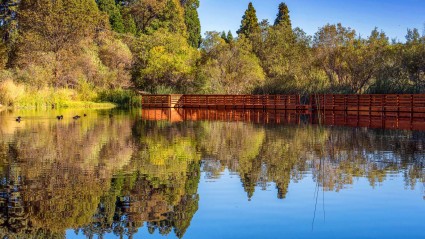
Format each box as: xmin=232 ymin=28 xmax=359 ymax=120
xmin=181 ymin=0 xmax=201 ymax=48
xmin=162 ymin=0 xmax=188 ymax=35
xmin=98 ymin=36 xmax=133 ymax=88
xmin=220 ymin=31 xmax=234 ymax=44
xmin=227 ymin=31 xmax=234 ymax=42
xmin=18 ymin=0 xmax=103 ymax=54
xmin=123 ymin=0 xmax=187 ymax=36
xmin=97 ymin=88 xmax=142 ymax=107
xmin=257 ymin=22 xmax=310 ymax=94
xmin=0 ymin=0 xmax=20 ymax=68
xmin=237 ymin=2 xmax=260 ymax=40
xmin=274 ymin=2 xmax=291 ymax=28
xmin=1 ymin=0 xmax=425 ymax=106
xmin=77 ymin=78 xmax=98 ymax=101
xmin=198 ymin=31 xmax=265 ymax=94
xmin=96 ymin=0 xmax=125 ymax=33
xmin=0 ymin=76 xmax=116 ymax=109
xmin=313 ymin=24 xmax=389 ymax=93
xmin=123 ymin=14 xmax=137 ymax=35
xmin=0 ymin=0 xmax=137 ymax=107
xmin=131 ymin=29 xmax=199 ymax=93
xmin=220 ymin=31 xmax=227 ymax=42
xmin=400 ymin=30 xmax=425 ymax=92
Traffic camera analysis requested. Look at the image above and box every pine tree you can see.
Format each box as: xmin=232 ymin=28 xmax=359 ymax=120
xmin=274 ymin=2 xmax=291 ymax=29
xmin=237 ymin=2 xmax=260 ymax=39
xmin=227 ymin=31 xmax=234 ymax=43
xmin=96 ymin=0 xmax=125 ymax=33
xmin=220 ymin=31 xmax=227 ymax=42
xmin=181 ymin=0 xmax=201 ymax=48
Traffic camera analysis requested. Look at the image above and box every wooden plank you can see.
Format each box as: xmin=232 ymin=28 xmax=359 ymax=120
xmin=141 ymin=94 xmax=425 ymax=114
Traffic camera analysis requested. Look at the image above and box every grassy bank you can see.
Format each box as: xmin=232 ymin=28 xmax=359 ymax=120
xmin=0 ymin=80 xmax=141 ymax=109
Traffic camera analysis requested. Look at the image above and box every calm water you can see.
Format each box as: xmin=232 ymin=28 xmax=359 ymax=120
xmin=0 ymin=108 xmax=424 ymax=239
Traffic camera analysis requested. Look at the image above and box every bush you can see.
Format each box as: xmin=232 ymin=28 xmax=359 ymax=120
xmin=97 ymin=89 xmax=142 ymax=107
xmin=0 ymin=78 xmax=25 ymax=106
xmin=77 ymin=78 xmax=98 ymax=101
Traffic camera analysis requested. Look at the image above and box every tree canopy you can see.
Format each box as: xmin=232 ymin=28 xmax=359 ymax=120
xmin=1 ymin=0 xmax=425 ymax=108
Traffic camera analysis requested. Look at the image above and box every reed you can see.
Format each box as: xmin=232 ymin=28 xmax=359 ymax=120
xmin=0 ymin=80 xmax=116 ymax=109
xmin=97 ymin=89 xmax=142 ymax=108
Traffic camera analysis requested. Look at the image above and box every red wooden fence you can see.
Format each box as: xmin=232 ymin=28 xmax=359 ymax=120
xmin=141 ymin=94 xmax=425 ymax=116
xmin=310 ymin=94 xmax=425 ymax=115
xmin=142 ymin=94 xmax=304 ymax=110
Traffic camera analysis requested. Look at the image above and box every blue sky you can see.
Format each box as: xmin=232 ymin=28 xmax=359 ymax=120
xmin=198 ymin=0 xmax=425 ymax=41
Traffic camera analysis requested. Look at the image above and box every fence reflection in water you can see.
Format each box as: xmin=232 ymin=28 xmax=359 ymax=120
xmin=141 ymin=108 xmax=425 ymax=131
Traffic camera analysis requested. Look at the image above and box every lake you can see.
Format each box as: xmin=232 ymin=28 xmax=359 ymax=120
xmin=0 ymin=108 xmax=424 ymax=239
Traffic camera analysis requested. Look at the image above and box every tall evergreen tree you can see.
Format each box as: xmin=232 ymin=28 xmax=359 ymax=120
xmin=181 ymin=0 xmax=201 ymax=48
xmin=96 ymin=0 xmax=125 ymax=33
xmin=220 ymin=31 xmax=227 ymax=42
xmin=274 ymin=2 xmax=291 ymax=28
xmin=236 ymin=2 xmax=260 ymax=39
xmin=227 ymin=31 xmax=234 ymax=43
xmin=220 ymin=31 xmax=234 ymax=44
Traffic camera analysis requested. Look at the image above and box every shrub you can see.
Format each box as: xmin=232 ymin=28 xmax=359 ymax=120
xmin=0 ymin=78 xmax=25 ymax=106
xmin=97 ymin=88 xmax=142 ymax=107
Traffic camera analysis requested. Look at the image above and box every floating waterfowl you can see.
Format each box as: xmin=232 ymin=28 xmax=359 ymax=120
xmin=15 ymin=116 xmax=21 ymax=122
xmin=56 ymin=115 xmax=63 ymax=120
xmin=83 ymin=114 xmax=87 ymax=117
xmin=72 ymin=115 xmax=81 ymax=120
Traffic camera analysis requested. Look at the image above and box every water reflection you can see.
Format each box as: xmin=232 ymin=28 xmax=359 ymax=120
xmin=0 ymin=109 xmax=424 ymax=238
xmin=142 ymin=108 xmax=425 ymax=131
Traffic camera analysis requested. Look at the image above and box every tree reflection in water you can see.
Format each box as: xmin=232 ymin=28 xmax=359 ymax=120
xmin=0 ymin=109 xmax=423 ymax=238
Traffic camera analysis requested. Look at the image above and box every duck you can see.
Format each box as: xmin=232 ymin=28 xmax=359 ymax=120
xmin=83 ymin=114 xmax=87 ymax=117
xmin=72 ymin=115 xmax=81 ymax=120
xmin=15 ymin=116 xmax=21 ymax=122
xmin=56 ymin=115 xmax=63 ymax=120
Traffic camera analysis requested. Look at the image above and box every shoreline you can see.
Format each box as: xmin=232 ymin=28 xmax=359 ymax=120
xmin=2 ymin=101 xmax=118 ymax=110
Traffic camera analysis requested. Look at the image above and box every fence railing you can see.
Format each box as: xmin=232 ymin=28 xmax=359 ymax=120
xmin=141 ymin=94 xmax=425 ymax=115
xmin=143 ymin=94 xmax=304 ymax=110
xmin=310 ymin=94 xmax=425 ymax=113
